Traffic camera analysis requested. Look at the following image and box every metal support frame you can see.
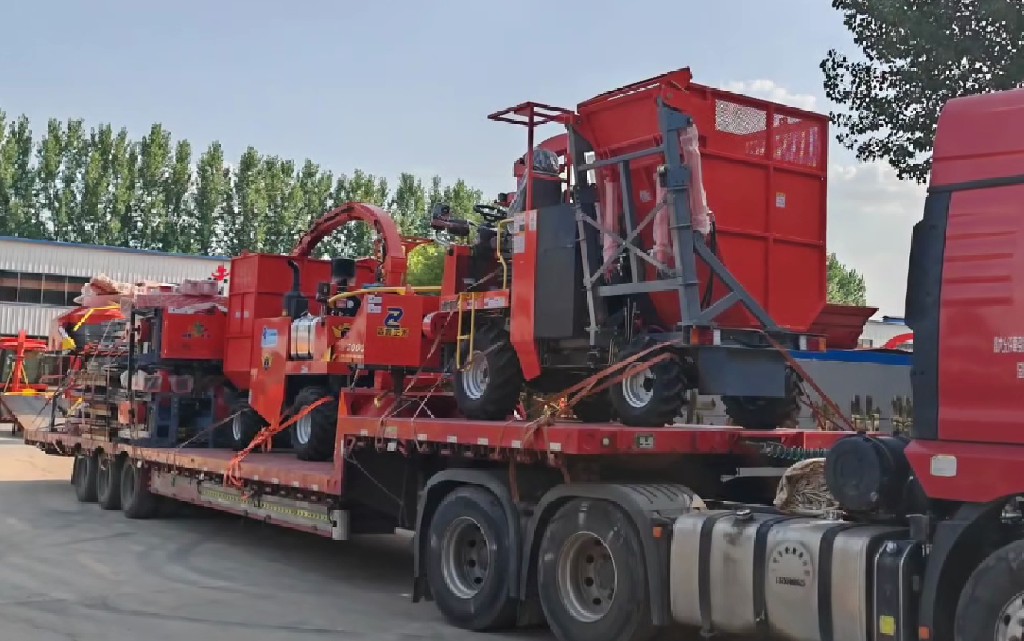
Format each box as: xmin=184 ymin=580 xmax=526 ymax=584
xmin=572 ymin=98 xmax=783 ymax=343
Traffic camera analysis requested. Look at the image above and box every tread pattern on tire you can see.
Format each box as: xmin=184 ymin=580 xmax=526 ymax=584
xmin=721 ymin=367 xmax=801 ymax=430
xmin=425 ymin=486 xmax=518 ymax=631
xmin=453 ymin=323 xmax=523 ymax=421
xmin=291 ymin=386 xmax=339 ymax=462
xmin=96 ymin=453 xmax=124 ymax=511
xmin=73 ymin=453 xmax=99 ymax=503
xmin=228 ymin=400 xmax=266 ymax=451
xmin=609 ymin=338 xmax=687 ymax=427
xmin=121 ymin=461 xmax=159 ymax=519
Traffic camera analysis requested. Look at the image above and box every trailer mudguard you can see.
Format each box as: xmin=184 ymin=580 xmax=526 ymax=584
xmin=917 ymin=500 xmax=1006 ymax=641
xmin=412 ymin=469 xmax=522 ymax=604
xmin=519 ymin=483 xmax=703 ymax=627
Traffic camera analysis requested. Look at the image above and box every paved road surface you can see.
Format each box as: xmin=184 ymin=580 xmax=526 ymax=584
xmin=0 ymin=437 xmax=548 ymax=641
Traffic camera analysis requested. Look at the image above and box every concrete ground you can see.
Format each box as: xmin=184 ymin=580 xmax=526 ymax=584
xmin=0 ymin=434 xmax=548 ymax=641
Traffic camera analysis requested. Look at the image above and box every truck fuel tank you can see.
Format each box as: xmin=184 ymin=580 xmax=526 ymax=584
xmin=670 ymin=509 xmax=907 ymax=641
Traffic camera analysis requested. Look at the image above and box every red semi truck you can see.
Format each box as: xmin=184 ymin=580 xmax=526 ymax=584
xmin=20 ymin=82 xmax=1024 ymax=641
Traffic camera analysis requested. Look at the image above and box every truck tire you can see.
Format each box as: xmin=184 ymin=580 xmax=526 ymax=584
xmin=454 ymin=323 xmax=523 ymax=421
xmin=290 ymin=386 xmax=338 ymax=462
xmin=96 ymin=453 xmax=124 ymax=511
xmin=609 ymin=339 xmax=686 ymax=427
xmin=721 ymin=367 xmax=800 ymax=430
xmin=229 ymin=401 xmax=265 ymax=451
xmin=425 ymin=486 xmax=518 ymax=631
xmin=73 ymin=453 xmax=99 ymax=503
xmin=121 ymin=461 xmax=159 ymax=519
xmin=955 ymin=538 xmax=1024 ymax=641
xmin=537 ymin=498 xmax=656 ymax=641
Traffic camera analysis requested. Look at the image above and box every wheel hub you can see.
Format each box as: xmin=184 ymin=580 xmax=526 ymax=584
xmin=295 ymin=413 xmax=312 ymax=445
xmin=462 ymin=352 xmax=490 ymax=400
xmin=621 ymin=367 xmax=655 ymax=409
xmin=441 ymin=516 xmax=491 ymax=599
xmin=996 ymin=592 xmax=1024 ymax=641
xmin=557 ymin=531 xmax=617 ymax=623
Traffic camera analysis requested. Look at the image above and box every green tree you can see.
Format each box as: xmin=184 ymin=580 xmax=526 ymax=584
xmin=230 ymin=147 xmax=269 ymax=254
xmin=134 ymin=123 xmax=172 ymax=249
xmin=34 ymin=118 xmax=64 ymax=240
xmin=826 ymin=252 xmax=868 ymax=306
xmin=0 ymin=113 xmax=36 ymax=237
xmin=822 ymin=0 xmax=1024 ymax=183
xmin=56 ymin=119 xmax=88 ymax=243
xmin=193 ymin=142 xmax=228 ymax=256
xmin=108 ymin=129 xmax=138 ymax=247
xmin=80 ymin=124 xmax=114 ymax=244
xmin=162 ymin=139 xmax=193 ymax=252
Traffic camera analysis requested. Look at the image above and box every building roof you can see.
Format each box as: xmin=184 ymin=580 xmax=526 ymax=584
xmin=0 ymin=236 xmax=229 ymax=261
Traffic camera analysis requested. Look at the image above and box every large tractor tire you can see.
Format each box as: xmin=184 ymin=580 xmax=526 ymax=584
xmin=609 ymin=339 xmax=687 ymax=427
xmin=228 ymin=401 xmax=266 ymax=451
xmin=453 ymin=323 xmax=523 ymax=421
xmin=721 ymin=367 xmax=801 ymax=430
xmin=572 ymin=391 xmax=615 ymax=423
xmin=290 ymin=386 xmax=339 ymax=462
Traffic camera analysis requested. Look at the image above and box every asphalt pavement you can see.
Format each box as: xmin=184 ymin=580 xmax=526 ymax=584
xmin=0 ymin=436 xmax=548 ymax=641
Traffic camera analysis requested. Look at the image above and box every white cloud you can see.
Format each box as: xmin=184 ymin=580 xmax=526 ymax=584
xmin=721 ymin=79 xmax=819 ymax=112
xmin=719 ymin=79 xmax=925 ymax=317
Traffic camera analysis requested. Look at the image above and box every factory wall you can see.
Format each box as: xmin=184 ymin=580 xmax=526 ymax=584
xmin=0 ymin=237 xmax=229 ymax=338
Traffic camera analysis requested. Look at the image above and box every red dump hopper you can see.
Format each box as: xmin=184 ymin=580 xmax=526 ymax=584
xmin=573 ymin=69 xmax=830 ymax=332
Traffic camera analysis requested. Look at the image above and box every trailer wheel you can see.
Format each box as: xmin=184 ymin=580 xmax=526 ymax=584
xmin=609 ymin=340 xmax=686 ymax=427
xmin=290 ymin=386 xmax=338 ymax=462
xmin=537 ymin=498 xmax=656 ymax=641
xmin=956 ymin=538 xmax=1024 ymax=641
xmin=120 ymin=461 xmax=159 ymax=519
xmin=96 ymin=453 xmax=124 ymax=511
xmin=229 ymin=401 xmax=266 ymax=451
xmin=721 ymin=367 xmax=800 ymax=430
xmin=454 ymin=323 xmax=524 ymax=421
xmin=73 ymin=453 xmax=99 ymax=503
xmin=426 ymin=486 xmax=518 ymax=631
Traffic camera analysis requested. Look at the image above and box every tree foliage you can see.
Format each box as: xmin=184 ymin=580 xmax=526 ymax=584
xmin=826 ymin=252 xmax=868 ymax=306
xmin=822 ymin=0 xmax=1024 ymax=183
xmin=0 ymin=109 xmax=483 ymax=285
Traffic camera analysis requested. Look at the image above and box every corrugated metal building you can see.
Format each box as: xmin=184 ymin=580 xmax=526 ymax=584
xmin=0 ymin=237 xmax=229 ymax=338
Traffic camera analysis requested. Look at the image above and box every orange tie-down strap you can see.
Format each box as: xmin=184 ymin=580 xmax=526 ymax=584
xmin=224 ymin=396 xmax=332 ymax=487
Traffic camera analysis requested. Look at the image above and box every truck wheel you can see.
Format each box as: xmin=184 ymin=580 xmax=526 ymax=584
xmin=96 ymin=453 xmax=124 ymax=510
xmin=229 ymin=402 xmax=265 ymax=451
xmin=956 ymin=539 xmax=1024 ymax=641
xmin=537 ymin=498 xmax=656 ymax=641
xmin=425 ymin=486 xmax=518 ymax=631
xmin=609 ymin=340 xmax=686 ymax=427
xmin=722 ymin=367 xmax=800 ymax=429
xmin=290 ymin=386 xmax=338 ymax=462
xmin=121 ymin=461 xmax=159 ymax=519
xmin=454 ymin=323 xmax=523 ymax=421
xmin=73 ymin=452 xmax=99 ymax=503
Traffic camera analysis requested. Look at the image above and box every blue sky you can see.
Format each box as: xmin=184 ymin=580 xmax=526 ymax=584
xmin=1 ymin=0 xmax=922 ymax=315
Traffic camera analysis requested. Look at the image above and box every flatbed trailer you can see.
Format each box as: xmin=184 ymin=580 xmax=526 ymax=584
xmin=23 ymin=413 xmax=854 ymax=641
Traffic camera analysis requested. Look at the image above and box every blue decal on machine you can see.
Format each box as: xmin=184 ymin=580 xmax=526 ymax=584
xmin=384 ymin=307 xmax=404 ymax=327
xmin=261 ymin=327 xmax=278 ymax=348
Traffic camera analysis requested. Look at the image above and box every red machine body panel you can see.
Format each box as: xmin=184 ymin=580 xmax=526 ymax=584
xmin=224 ymin=254 xmax=332 ymax=389
xmin=249 ymin=316 xmax=292 ymax=426
xmin=159 ymin=312 xmax=225 ymax=361
xmin=573 ymin=70 xmax=829 ymax=333
xmin=360 ymin=293 xmax=442 ymax=369
xmin=510 ymin=210 xmax=542 ymax=379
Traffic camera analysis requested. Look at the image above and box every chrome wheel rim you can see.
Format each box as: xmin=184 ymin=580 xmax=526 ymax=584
xmin=995 ymin=591 xmax=1024 ymax=641
xmin=462 ymin=352 xmax=489 ymax=400
xmin=295 ymin=413 xmax=312 ymax=445
xmin=621 ymin=367 xmax=655 ymax=408
xmin=231 ymin=414 xmax=244 ymax=441
xmin=557 ymin=531 xmax=617 ymax=623
xmin=441 ymin=516 xmax=490 ymax=599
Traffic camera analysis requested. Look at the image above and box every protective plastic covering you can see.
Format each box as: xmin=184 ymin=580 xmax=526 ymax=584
xmin=599 ymin=176 xmax=622 ymax=274
xmin=651 ymin=126 xmax=713 ymax=267
xmin=507 ymin=148 xmax=561 ymax=214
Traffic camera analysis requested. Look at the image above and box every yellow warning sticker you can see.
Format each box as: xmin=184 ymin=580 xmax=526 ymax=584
xmin=878 ymin=615 xmax=896 ymax=636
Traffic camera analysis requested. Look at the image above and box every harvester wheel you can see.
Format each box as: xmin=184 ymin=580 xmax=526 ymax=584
xmin=453 ymin=323 xmax=523 ymax=421
xmin=721 ymin=367 xmax=801 ymax=430
xmin=96 ymin=453 xmax=124 ymax=510
xmin=609 ymin=339 xmax=686 ymax=427
xmin=73 ymin=452 xmax=99 ymax=503
xmin=290 ymin=386 xmax=339 ymax=462
xmin=572 ymin=392 xmax=615 ymax=423
xmin=228 ymin=401 xmax=266 ymax=451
